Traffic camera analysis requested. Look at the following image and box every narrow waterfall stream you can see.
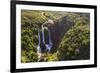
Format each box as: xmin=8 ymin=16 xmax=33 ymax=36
xmin=37 ymin=24 xmax=53 ymax=61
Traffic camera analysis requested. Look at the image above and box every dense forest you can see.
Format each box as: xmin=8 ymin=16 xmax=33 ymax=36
xmin=21 ymin=10 xmax=90 ymax=63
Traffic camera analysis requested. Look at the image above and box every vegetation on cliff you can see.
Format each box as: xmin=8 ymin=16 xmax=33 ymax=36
xmin=21 ymin=10 xmax=90 ymax=62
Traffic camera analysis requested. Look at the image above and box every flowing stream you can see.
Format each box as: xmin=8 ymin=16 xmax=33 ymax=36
xmin=37 ymin=25 xmax=53 ymax=60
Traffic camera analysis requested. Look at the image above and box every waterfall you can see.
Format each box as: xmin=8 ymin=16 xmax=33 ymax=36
xmin=42 ymin=24 xmax=53 ymax=53
xmin=37 ymin=31 xmax=43 ymax=61
xmin=37 ymin=31 xmax=41 ymax=54
xmin=42 ymin=25 xmax=45 ymax=44
xmin=37 ymin=25 xmax=53 ymax=56
xmin=45 ymin=29 xmax=53 ymax=52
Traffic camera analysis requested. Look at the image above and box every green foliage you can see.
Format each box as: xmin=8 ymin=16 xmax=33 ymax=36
xmin=21 ymin=50 xmax=38 ymax=63
xmin=21 ymin=10 xmax=90 ymax=62
xmin=21 ymin=10 xmax=46 ymax=62
xmin=48 ymin=53 xmax=58 ymax=61
xmin=58 ymin=14 xmax=90 ymax=60
xmin=21 ymin=10 xmax=47 ymax=27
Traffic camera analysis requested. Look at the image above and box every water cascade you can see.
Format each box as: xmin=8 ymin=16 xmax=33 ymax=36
xmin=37 ymin=24 xmax=53 ymax=61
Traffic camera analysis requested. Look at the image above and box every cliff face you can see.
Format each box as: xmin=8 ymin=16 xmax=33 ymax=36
xmin=49 ymin=16 xmax=74 ymax=51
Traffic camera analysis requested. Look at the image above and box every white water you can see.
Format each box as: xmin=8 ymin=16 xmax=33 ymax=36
xmin=37 ymin=25 xmax=53 ymax=55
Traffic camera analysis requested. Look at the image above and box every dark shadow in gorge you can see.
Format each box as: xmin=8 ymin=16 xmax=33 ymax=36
xmin=49 ymin=16 xmax=74 ymax=53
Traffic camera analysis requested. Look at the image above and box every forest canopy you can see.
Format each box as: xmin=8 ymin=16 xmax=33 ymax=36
xmin=21 ymin=10 xmax=90 ymax=63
